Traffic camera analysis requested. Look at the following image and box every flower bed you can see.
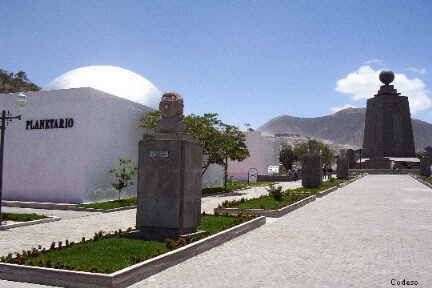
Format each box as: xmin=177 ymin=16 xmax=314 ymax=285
xmin=0 ymin=215 xmax=265 ymax=288
xmin=214 ymin=175 xmax=364 ymax=218
xmin=0 ymin=214 xmax=253 ymax=273
xmin=219 ymin=178 xmax=345 ymax=210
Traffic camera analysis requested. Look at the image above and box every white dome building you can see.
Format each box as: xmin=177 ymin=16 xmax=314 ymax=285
xmin=0 ymin=66 xmax=222 ymax=204
xmin=0 ymin=66 xmax=160 ymax=203
xmin=44 ymin=65 xmax=161 ymax=108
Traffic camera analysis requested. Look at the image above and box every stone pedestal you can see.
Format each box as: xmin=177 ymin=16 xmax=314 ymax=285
xmin=136 ymin=92 xmax=202 ymax=240
xmin=302 ymin=153 xmax=322 ymax=188
xmin=346 ymin=149 xmax=355 ymax=169
xmin=364 ymin=157 xmax=392 ymax=169
xmin=137 ymin=133 xmax=202 ymax=239
xmin=420 ymin=157 xmax=431 ymax=177
xmin=336 ymin=157 xmax=349 ymax=179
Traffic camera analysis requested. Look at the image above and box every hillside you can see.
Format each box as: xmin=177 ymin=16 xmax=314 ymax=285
xmin=0 ymin=69 xmax=40 ymax=93
xmin=258 ymin=107 xmax=432 ymax=151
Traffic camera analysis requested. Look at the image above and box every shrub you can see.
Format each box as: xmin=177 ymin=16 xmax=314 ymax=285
xmin=267 ymin=184 xmax=283 ymax=201
xmin=109 ymin=159 xmax=138 ymax=200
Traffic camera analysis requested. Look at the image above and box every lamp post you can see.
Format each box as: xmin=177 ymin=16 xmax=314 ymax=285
xmin=0 ymin=93 xmax=27 ymax=225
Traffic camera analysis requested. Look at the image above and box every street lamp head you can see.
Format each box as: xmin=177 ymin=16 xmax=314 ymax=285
xmin=16 ymin=92 xmax=27 ymax=112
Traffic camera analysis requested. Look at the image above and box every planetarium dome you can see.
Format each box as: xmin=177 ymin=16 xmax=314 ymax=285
xmin=44 ymin=65 xmax=161 ymax=108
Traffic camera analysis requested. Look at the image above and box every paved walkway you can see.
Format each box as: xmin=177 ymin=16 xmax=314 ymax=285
xmin=2 ymin=175 xmax=432 ymax=287
xmin=0 ymin=181 xmax=300 ymax=256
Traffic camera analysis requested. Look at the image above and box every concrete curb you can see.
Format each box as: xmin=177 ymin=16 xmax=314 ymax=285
xmin=202 ymin=186 xmax=256 ymax=197
xmin=336 ymin=174 xmax=366 ymax=188
xmin=3 ymin=200 xmax=137 ymax=213
xmin=0 ymin=216 xmax=61 ymax=230
xmin=410 ymin=174 xmax=432 ymax=189
xmin=0 ymin=216 xmax=266 ymax=288
xmin=315 ymin=186 xmax=338 ymax=198
xmin=214 ymin=195 xmax=317 ymax=218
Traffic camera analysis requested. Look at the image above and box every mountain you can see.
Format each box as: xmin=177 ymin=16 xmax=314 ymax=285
xmin=0 ymin=69 xmax=40 ymax=93
xmin=258 ymin=107 xmax=432 ymax=151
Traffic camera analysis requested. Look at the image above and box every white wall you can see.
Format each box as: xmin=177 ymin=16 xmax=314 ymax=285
xmin=202 ymin=164 xmax=224 ymax=188
xmin=0 ymin=88 xmax=150 ymax=203
xmin=84 ymin=88 xmax=150 ymax=202
xmin=228 ymin=131 xmax=279 ymax=180
xmin=1 ymin=89 xmax=91 ymax=203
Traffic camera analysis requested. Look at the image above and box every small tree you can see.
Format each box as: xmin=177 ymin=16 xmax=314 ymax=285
xmin=279 ymin=144 xmax=297 ymax=171
xmin=139 ymin=110 xmax=160 ymax=131
xmin=109 ymin=159 xmax=138 ymax=200
xmin=184 ymin=113 xmax=226 ymax=175
xmin=293 ymin=139 xmax=334 ymax=167
xmin=140 ymin=111 xmax=250 ymax=178
xmin=219 ymin=124 xmax=250 ymax=192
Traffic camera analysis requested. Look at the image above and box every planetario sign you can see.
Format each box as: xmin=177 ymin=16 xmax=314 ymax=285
xmin=26 ymin=118 xmax=74 ymax=130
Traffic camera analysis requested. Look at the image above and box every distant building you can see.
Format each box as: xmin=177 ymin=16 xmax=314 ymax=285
xmin=228 ymin=131 xmax=280 ymax=180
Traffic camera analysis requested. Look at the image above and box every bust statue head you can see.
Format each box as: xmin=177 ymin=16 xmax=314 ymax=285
xmin=157 ymin=92 xmax=185 ymax=133
xmin=159 ymin=92 xmax=183 ymax=119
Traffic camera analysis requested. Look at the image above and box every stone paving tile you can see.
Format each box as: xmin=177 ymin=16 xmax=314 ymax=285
xmin=0 ymin=182 xmax=300 ymax=257
xmin=4 ymin=176 xmax=430 ymax=288
xmin=129 ymin=175 xmax=432 ymax=288
xmin=0 ymin=208 xmax=136 ymax=257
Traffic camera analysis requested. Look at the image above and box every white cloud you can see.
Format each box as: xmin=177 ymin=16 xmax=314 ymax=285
xmin=407 ymin=67 xmax=427 ymax=75
xmin=330 ymin=104 xmax=357 ymax=113
xmin=335 ymin=65 xmax=432 ymax=113
xmin=364 ymin=59 xmax=384 ymax=65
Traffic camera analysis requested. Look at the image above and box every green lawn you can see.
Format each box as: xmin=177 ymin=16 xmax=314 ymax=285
xmin=1 ymin=215 xmax=252 ymax=273
xmin=202 ymin=180 xmax=273 ymax=195
xmin=1 ymin=213 xmax=47 ymax=222
xmin=77 ymin=197 xmax=136 ymax=210
xmin=224 ymin=178 xmax=347 ymax=210
xmin=198 ymin=214 xmax=248 ymax=235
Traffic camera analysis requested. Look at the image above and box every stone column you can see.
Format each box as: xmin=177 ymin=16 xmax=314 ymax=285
xmin=336 ymin=157 xmax=349 ymax=179
xmin=420 ymin=157 xmax=431 ymax=177
xmin=136 ymin=92 xmax=202 ymax=240
xmin=301 ymin=153 xmax=322 ymax=188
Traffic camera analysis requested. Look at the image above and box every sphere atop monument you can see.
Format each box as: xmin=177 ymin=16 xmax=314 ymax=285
xmin=379 ymin=70 xmax=395 ymax=85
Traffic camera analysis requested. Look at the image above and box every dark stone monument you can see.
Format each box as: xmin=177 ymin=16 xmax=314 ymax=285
xmin=302 ymin=153 xmax=322 ymax=188
xmin=420 ymin=157 xmax=431 ymax=177
xmin=346 ymin=149 xmax=355 ymax=169
xmin=336 ymin=157 xmax=349 ymax=179
xmin=136 ymin=92 xmax=202 ymax=240
xmin=363 ymin=70 xmax=416 ymax=159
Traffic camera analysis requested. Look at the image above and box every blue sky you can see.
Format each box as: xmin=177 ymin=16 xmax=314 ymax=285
xmin=1 ymin=1 xmax=431 ymax=128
